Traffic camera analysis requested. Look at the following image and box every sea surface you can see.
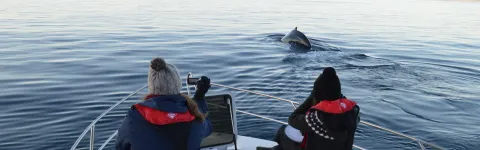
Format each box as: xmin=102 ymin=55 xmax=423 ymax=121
xmin=1 ymin=0 xmax=479 ymax=149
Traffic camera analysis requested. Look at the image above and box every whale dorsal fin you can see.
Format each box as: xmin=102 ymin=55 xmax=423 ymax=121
xmin=294 ymin=27 xmax=297 ymax=30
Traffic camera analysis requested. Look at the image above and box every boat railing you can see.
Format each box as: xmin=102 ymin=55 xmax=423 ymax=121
xmin=70 ymin=84 xmax=148 ymax=150
xmin=207 ymin=83 xmax=443 ymax=150
xmin=70 ymin=75 xmax=445 ymax=150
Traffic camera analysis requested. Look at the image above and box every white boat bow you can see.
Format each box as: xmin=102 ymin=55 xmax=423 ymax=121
xmin=69 ymin=72 xmax=444 ymax=150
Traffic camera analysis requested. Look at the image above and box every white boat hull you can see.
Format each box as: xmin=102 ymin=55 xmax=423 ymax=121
xmin=201 ymin=135 xmax=277 ymax=150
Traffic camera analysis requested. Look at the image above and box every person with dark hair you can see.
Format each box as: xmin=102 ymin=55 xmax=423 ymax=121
xmin=115 ymin=57 xmax=212 ymax=150
xmin=258 ymin=67 xmax=360 ymax=150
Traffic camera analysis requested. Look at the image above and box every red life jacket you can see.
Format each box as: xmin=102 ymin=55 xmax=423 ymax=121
xmin=134 ymin=94 xmax=195 ymax=125
xmin=300 ymin=98 xmax=357 ymax=148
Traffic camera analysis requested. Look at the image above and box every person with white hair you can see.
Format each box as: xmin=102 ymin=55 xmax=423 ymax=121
xmin=116 ymin=57 xmax=212 ymax=150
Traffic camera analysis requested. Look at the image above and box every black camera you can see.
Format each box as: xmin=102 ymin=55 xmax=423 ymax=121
xmin=187 ymin=77 xmax=200 ymax=85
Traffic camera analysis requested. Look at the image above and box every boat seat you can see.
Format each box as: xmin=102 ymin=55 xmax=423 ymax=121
xmin=199 ymin=94 xmax=237 ymax=149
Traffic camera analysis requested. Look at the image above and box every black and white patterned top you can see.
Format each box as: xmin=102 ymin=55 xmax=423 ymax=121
xmin=305 ymin=111 xmax=335 ymax=140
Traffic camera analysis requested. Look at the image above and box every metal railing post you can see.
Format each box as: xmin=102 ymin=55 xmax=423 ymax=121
xmin=90 ymin=125 xmax=95 ymax=150
xmin=187 ymin=73 xmax=192 ymax=95
xmin=90 ymin=124 xmax=95 ymax=150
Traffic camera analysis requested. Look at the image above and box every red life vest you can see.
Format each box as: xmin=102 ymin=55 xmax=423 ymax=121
xmin=311 ymin=98 xmax=357 ymax=114
xmin=134 ymin=94 xmax=195 ymax=125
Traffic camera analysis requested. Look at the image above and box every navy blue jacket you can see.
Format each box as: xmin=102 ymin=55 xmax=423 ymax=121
xmin=115 ymin=95 xmax=212 ymax=150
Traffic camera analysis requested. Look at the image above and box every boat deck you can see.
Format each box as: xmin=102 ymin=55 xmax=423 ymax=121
xmin=201 ymin=135 xmax=277 ymax=150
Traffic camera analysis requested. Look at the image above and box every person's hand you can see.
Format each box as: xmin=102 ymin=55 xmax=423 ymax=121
xmin=194 ymin=76 xmax=210 ymax=99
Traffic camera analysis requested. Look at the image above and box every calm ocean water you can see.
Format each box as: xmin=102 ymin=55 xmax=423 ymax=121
xmin=1 ymin=0 xmax=479 ymax=149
